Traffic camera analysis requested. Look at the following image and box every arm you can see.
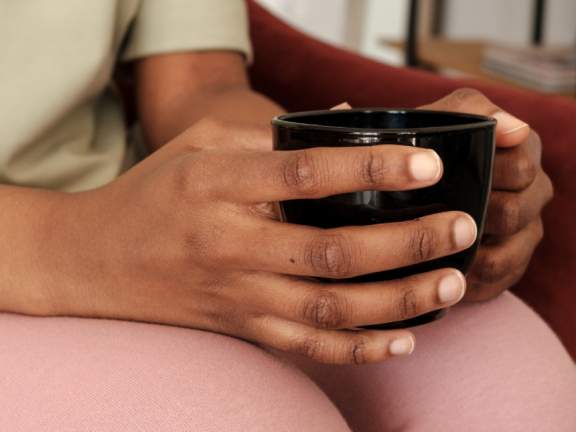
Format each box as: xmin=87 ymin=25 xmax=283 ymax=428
xmin=134 ymin=51 xmax=286 ymax=151
xmin=1 ymin=52 xmax=283 ymax=315
xmin=0 ymin=118 xmax=479 ymax=364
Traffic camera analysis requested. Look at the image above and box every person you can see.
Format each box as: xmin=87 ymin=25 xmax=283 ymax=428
xmin=0 ymin=0 xmax=574 ymax=431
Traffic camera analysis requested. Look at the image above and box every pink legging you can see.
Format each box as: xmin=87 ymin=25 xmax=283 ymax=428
xmin=1 ymin=291 xmax=575 ymax=431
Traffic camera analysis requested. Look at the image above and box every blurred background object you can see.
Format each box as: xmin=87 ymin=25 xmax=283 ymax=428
xmin=254 ymin=0 xmax=576 ymax=95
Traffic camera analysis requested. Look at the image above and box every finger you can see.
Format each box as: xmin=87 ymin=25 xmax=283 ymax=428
xmin=466 ymin=218 xmax=543 ymax=298
xmin=225 ymin=211 xmax=476 ymax=279
xmin=418 ymin=88 xmax=529 ymax=147
xmin=243 ymin=315 xmax=417 ymax=364
xmin=492 ymin=130 xmax=541 ymax=191
xmin=200 ymin=145 xmax=443 ymax=203
xmin=330 ymin=102 xmax=352 ymax=110
xmin=465 ymin=261 xmax=528 ymax=302
xmin=484 ymin=171 xmax=553 ymax=236
xmin=176 ymin=116 xmax=273 ymax=151
xmin=247 ymin=268 xmax=465 ymax=330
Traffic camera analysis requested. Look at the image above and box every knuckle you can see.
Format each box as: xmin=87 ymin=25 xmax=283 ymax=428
xmin=396 ymin=286 xmax=419 ymax=320
xmin=508 ymin=152 xmax=537 ymax=189
xmin=300 ymin=290 xmax=348 ymax=329
xmin=296 ymin=334 xmax=369 ymax=365
xmin=173 ymin=160 xmax=195 ymax=197
xmin=496 ymin=197 xmax=524 ymax=235
xmin=360 ymin=149 xmax=390 ymax=187
xmin=474 ymin=253 xmax=509 ymax=285
xmin=281 ymin=150 xmax=323 ymax=196
xmin=448 ymin=88 xmax=485 ymax=109
xmin=408 ymin=226 xmax=437 ymax=263
xmin=296 ymin=336 xmax=325 ymax=361
xmin=304 ymin=233 xmax=358 ymax=278
xmin=171 ymin=159 xmax=207 ymax=205
xmin=174 ymin=151 xmax=221 ymax=200
xmin=194 ymin=116 xmax=229 ymax=135
xmin=347 ymin=337 xmax=368 ymax=365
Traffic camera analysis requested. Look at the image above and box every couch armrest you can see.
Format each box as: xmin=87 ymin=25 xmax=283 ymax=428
xmin=248 ymin=1 xmax=576 ymax=358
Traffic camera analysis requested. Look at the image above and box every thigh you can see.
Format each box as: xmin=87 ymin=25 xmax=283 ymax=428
xmin=0 ymin=313 xmax=351 ymax=432
xmin=283 ymin=292 xmax=576 ymax=432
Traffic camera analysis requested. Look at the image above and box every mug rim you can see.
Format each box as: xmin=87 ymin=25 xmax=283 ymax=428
xmin=272 ymin=108 xmax=497 ymax=135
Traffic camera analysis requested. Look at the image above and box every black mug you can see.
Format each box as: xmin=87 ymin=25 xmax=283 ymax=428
xmin=272 ymin=108 xmax=496 ymax=329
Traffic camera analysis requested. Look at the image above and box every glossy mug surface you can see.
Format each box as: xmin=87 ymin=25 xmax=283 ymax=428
xmin=272 ymin=109 xmax=496 ymax=329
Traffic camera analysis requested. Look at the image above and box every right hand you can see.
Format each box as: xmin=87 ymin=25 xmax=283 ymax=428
xmin=49 ymin=118 xmax=476 ymax=364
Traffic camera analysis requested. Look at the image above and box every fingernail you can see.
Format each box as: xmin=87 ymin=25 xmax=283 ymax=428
xmin=454 ymin=215 xmax=477 ymax=248
xmin=438 ymin=272 xmax=465 ymax=303
xmin=390 ymin=336 xmax=415 ymax=356
xmin=493 ymin=112 xmax=529 ymax=135
xmin=500 ymin=123 xmax=529 ymax=135
xmin=410 ymin=150 xmax=441 ymax=182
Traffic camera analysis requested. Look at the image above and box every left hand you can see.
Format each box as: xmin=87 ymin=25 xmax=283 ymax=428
xmin=419 ymin=88 xmax=553 ymax=301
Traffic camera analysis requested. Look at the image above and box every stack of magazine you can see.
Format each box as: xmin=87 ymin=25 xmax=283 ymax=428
xmin=483 ymin=45 xmax=576 ymax=94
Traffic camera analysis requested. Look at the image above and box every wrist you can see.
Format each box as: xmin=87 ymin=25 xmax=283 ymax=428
xmin=39 ymin=187 xmax=118 ymax=318
xmin=0 ymin=186 xmax=84 ymax=315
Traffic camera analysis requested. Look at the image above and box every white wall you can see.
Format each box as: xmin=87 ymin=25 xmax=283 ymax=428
xmin=358 ymin=0 xmax=407 ymax=65
xmin=254 ymin=0 xmax=576 ymax=66
xmin=545 ymin=0 xmax=576 ymax=45
xmin=444 ymin=0 xmax=576 ymax=47
xmin=254 ymin=0 xmax=349 ymax=47
xmin=254 ymin=0 xmax=406 ymax=65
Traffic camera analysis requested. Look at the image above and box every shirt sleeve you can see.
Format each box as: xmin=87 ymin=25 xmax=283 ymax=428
xmin=120 ymin=0 xmax=252 ymax=63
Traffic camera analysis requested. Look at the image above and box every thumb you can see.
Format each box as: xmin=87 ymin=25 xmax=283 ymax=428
xmin=330 ymin=102 xmax=352 ymax=110
xmin=419 ymin=88 xmax=529 ymax=148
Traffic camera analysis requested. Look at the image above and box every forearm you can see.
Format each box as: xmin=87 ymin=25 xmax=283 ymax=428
xmin=141 ymin=86 xmax=285 ymax=151
xmin=135 ymin=51 xmax=286 ymax=152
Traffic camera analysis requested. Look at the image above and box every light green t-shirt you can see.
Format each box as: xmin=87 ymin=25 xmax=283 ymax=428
xmin=0 ymin=0 xmax=252 ymax=192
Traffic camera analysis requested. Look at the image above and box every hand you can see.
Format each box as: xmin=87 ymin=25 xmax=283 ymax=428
xmin=420 ymin=89 xmax=553 ymax=301
xmin=53 ymin=118 xmax=476 ymax=364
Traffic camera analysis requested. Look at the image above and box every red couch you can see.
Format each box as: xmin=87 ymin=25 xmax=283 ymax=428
xmin=248 ymin=1 xmax=576 ymax=359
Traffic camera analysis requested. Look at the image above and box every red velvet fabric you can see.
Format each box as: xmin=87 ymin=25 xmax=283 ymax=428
xmin=248 ymin=1 xmax=576 ymax=359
